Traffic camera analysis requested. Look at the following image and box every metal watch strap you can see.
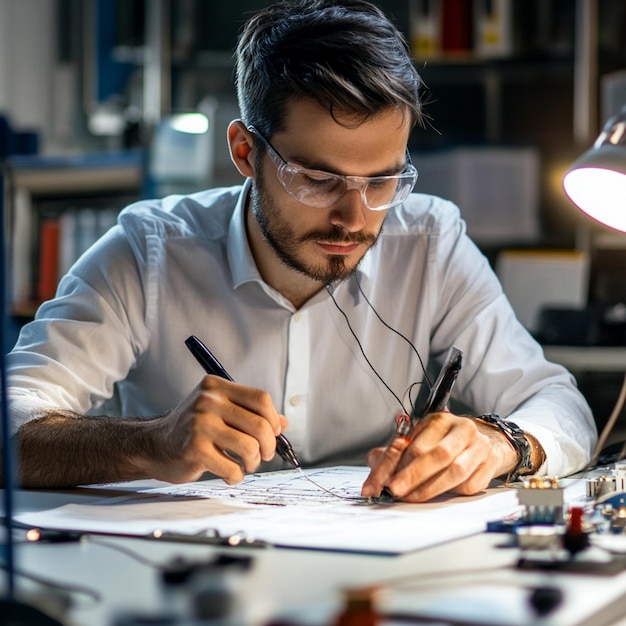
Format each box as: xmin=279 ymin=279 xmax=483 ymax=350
xmin=474 ymin=413 xmax=534 ymax=480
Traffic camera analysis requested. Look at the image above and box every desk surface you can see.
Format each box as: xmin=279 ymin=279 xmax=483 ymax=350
xmin=543 ymin=345 xmax=626 ymax=373
xmin=5 ymin=486 xmax=626 ymax=626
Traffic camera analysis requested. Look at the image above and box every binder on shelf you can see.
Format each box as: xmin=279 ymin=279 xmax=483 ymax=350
xmin=409 ymin=0 xmax=442 ymax=58
xmin=441 ymin=0 xmax=473 ymax=55
xmin=5 ymin=151 xmax=141 ymax=316
xmin=37 ymin=218 xmax=60 ymax=303
xmin=9 ymin=187 xmax=35 ymax=307
xmin=474 ymin=0 xmax=514 ymax=58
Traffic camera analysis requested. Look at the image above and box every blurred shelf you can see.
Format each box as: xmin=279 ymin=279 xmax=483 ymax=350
xmin=6 ymin=151 xmax=143 ymax=197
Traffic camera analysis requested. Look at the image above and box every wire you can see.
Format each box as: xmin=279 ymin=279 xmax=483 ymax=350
xmin=296 ymin=468 xmax=374 ymax=503
xmin=327 ymin=277 xmax=432 ymax=416
xmin=402 ymin=381 xmax=423 ymax=416
xmin=327 ymin=284 xmax=409 ymax=413
xmin=0 ymin=564 xmax=103 ymax=606
xmin=354 ymin=274 xmax=431 ymax=389
xmin=87 ymin=537 xmax=169 ymax=569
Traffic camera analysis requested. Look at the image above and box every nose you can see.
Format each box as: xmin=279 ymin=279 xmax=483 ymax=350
xmin=328 ymin=188 xmax=367 ymax=232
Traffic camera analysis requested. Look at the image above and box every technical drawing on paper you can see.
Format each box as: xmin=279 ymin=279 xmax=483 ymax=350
xmin=148 ymin=466 xmax=371 ymax=506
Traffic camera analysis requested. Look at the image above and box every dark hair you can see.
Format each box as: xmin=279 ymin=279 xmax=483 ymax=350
xmin=235 ymin=0 xmax=423 ymax=137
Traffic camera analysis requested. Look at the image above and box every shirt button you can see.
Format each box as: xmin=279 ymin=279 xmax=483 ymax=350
xmin=293 ymin=312 xmax=302 ymax=322
xmin=289 ymin=395 xmax=300 ymax=407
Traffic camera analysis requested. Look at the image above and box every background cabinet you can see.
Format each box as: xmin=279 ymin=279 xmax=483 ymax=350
xmin=3 ymin=151 xmax=142 ymax=324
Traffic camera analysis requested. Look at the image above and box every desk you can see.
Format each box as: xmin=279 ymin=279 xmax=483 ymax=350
xmin=543 ymin=346 xmax=626 ymax=373
xmin=5 ymin=487 xmax=626 ymax=626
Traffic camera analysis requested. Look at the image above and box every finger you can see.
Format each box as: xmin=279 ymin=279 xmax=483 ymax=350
xmin=191 ymin=443 xmax=248 ymax=485
xmin=279 ymin=414 xmax=289 ymax=433
xmin=385 ymin=415 xmax=480 ymax=499
xmin=195 ymin=379 xmax=278 ymax=461
xmin=151 ymin=436 xmax=247 ymax=485
xmin=450 ymin=460 xmax=495 ymax=497
xmin=205 ymin=376 xmax=284 ymax=436
xmin=394 ymin=447 xmax=485 ymax=502
xmin=200 ymin=421 xmax=264 ymax=474
xmin=361 ymin=413 xmax=453 ymax=499
xmin=366 ymin=446 xmax=385 ymax=468
xmin=361 ymin=435 xmax=411 ymax=498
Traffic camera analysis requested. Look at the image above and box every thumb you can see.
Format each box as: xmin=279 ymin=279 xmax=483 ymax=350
xmin=277 ymin=414 xmax=289 ymax=435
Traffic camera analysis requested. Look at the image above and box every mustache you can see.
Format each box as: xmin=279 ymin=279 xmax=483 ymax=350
xmin=301 ymin=228 xmax=377 ymax=245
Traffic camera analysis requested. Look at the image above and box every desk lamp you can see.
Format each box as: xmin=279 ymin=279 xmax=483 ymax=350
xmin=563 ymin=105 xmax=626 ymax=232
xmin=562 ymin=104 xmax=626 ymax=466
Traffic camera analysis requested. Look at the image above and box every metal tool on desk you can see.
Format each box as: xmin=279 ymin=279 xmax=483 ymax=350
xmin=185 ymin=335 xmax=300 ymax=468
xmin=416 ymin=346 xmax=463 ymax=420
xmin=394 ymin=346 xmax=464 ymax=441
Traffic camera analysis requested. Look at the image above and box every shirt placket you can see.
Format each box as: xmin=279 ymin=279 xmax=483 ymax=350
xmin=283 ymin=310 xmax=310 ymax=457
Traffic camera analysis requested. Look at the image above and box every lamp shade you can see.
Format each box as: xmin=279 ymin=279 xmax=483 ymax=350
xmin=563 ymin=105 xmax=626 ymax=232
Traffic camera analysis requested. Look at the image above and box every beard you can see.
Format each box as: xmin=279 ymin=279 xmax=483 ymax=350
xmin=249 ymin=167 xmax=382 ymax=285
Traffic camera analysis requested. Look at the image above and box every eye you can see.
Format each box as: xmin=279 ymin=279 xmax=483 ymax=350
xmin=299 ymin=169 xmax=341 ymax=190
xmin=368 ymin=177 xmax=396 ymax=191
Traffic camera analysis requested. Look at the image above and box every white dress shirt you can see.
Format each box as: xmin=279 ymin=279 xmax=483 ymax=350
xmin=7 ymin=180 xmax=597 ymax=476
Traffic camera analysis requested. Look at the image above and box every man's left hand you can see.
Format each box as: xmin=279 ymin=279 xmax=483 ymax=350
xmin=361 ymin=412 xmax=519 ymax=502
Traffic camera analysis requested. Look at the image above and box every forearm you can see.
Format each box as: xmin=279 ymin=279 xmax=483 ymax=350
xmin=10 ymin=410 xmax=165 ymax=488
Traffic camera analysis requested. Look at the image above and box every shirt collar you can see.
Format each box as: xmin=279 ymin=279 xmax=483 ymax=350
xmin=227 ymin=178 xmax=262 ymax=289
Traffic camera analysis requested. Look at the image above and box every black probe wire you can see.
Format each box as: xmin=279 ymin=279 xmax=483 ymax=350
xmin=354 ymin=274 xmax=432 ymax=390
xmin=327 ymin=277 xmax=433 ymax=416
xmin=317 ymin=277 xmax=438 ymax=503
xmin=327 ymin=284 xmax=409 ymax=414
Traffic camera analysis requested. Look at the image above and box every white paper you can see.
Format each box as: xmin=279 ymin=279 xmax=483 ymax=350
xmin=15 ymin=466 xmax=523 ymax=555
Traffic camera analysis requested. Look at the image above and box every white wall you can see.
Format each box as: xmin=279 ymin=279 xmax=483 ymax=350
xmin=0 ymin=0 xmax=57 ymax=151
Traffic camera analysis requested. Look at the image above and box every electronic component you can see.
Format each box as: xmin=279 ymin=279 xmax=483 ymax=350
xmin=586 ymin=475 xmax=616 ymax=498
xmin=517 ymin=476 xmax=564 ymax=525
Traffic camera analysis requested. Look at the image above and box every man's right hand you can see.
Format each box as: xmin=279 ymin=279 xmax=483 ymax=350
xmin=139 ymin=375 xmax=288 ymax=484
xmin=13 ymin=376 xmax=287 ymax=489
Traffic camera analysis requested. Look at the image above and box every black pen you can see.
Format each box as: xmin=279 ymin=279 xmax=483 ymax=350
xmin=416 ymin=346 xmax=463 ymax=419
xmin=185 ymin=335 xmax=300 ymax=469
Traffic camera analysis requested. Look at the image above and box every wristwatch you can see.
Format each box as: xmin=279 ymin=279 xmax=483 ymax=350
xmin=474 ymin=413 xmax=534 ymax=480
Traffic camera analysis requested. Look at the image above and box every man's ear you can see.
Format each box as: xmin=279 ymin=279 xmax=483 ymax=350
xmin=227 ymin=120 xmax=255 ymax=178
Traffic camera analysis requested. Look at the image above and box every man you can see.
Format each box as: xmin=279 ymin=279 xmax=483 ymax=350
xmin=7 ymin=0 xmax=596 ymax=501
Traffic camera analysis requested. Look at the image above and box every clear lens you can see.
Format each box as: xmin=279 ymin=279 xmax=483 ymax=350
xmin=279 ymin=166 xmax=344 ymax=207
xmin=360 ymin=173 xmax=414 ymax=210
xmin=279 ymin=164 xmax=417 ymax=210
xmin=251 ymin=125 xmax=417 ymax=210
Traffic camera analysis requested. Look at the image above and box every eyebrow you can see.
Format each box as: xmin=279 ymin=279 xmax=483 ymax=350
xmin=283 ymin=151 xmax=408 ymax=178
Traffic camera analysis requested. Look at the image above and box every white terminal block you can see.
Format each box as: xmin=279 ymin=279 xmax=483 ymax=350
xmin=517 ymin=477 xmax=564 ymax=524
xmin=586 ymin=475 xmax=617 ymax=498
xmin=615 ymin=461 xmax=626 ymax=491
